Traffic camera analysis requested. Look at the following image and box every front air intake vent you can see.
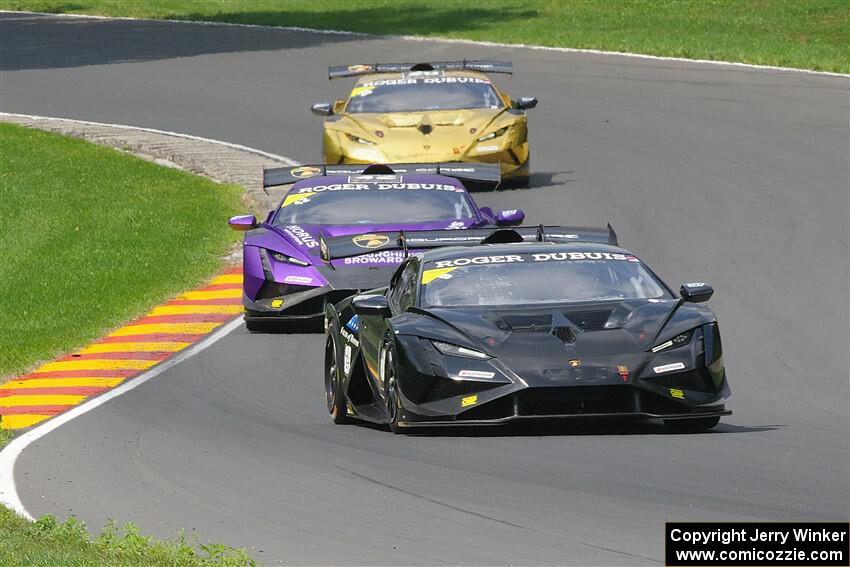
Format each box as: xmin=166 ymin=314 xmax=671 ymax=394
xmin=551 ymin=326 xmax=576 ymax=343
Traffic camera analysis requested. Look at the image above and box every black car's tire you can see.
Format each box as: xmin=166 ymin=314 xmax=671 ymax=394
xmin=384 ymin=346 xmax=403 ymax=434
xmin=664 ymin=416 xmax=720 ymax=433
xmin=324 ymin=336 xmax=349 ymax=424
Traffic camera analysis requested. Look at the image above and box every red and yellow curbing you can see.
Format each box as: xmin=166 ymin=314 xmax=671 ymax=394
xmin=0 ymin=268 xmax=243 ymax=430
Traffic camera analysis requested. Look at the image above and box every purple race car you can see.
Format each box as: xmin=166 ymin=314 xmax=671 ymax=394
xmin=228 ymin=163 xmax=524 ymax=331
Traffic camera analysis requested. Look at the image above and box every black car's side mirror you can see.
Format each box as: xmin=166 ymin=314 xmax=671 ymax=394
xmin=311 ymin=102 xmax=334 ymax=116
xmin=680 ymin=282 xmax=714 ymax=303
xmin=351 ymin=295 xmax=391 ymax=317
xmin=512 ymin=96 xmax=538 ymax=110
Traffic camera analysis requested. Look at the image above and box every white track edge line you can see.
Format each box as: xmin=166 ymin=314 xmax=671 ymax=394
xmin=1 ymin=9 xmax=847 ymax=78
xmin=0 ymin=316 xmax=245 ymax=520
xmin=0 ymin=112 xmax=298 ymax=165
xmin=0 ymin=113 xmax=301 ymax=520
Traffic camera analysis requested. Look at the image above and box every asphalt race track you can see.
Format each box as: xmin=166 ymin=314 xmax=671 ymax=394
xmin=2 ymin=12 xmax=848 ymax=565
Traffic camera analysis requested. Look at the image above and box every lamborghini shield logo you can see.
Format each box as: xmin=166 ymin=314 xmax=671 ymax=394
xmin=352 ymin=233 xmax=390 ymax=249
xmin=290 ymin=166 xmax=322 ymax=179
xmin=348 ymin=64 xmax=374 ymax=73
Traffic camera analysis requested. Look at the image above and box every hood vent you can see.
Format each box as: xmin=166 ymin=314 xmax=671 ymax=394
xmin=551 ymin=326 xmax=576 ymax=344
xmin=561 ymin=307 xmax=616 ymax=331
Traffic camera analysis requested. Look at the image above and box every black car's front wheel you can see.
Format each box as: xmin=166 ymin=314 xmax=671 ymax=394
xmin=664 ymin=416 xmax=720 ymax=433
xmin=384 ymin=346 xmax=403 ymax=434
xmin=324 ymin=337 xmax=348 ymax=424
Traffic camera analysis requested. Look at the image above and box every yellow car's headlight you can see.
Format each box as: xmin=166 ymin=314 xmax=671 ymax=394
xmin=477 ymin=126 xmax=508 ymax=142
xmin=345 ymin=133 xmax=376 ymax=146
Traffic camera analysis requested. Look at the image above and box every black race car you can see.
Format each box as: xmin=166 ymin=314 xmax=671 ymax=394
xmin=324 ymin=227 xmax=731 ymax=433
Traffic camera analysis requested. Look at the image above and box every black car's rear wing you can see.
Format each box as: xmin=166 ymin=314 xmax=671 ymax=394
xmin=264 ymin=162 xmax=501 ymax=188
xmin=328 ymin=60 xmax=512 ymax=79
xmin=319 ymin=225 xmax=618 ymax=264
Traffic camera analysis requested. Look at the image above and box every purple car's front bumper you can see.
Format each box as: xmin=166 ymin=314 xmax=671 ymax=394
xmin=244 ymin=263 xmax=398 ymax=321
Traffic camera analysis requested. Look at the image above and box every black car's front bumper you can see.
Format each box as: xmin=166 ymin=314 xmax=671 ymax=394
xmin=396 ymin=384 xmax=731 ymax=428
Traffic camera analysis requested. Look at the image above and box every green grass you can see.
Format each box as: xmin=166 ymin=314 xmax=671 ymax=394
xmin=2 ymin=0 xmax=847 ymax=73
xmin=0 ymin=510 xmax=257 ymax=566
xmin=0 ymin=123 xmax=243 ymax=378
xmin=0 ymin=125 xmax=253 ymax=564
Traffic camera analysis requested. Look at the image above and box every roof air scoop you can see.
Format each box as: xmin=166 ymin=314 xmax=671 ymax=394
xmin=481 ymin=229 xmax=523 ymax=244
xmin=418 ymin=123 xmax=433 ymax=135
xmin=361 ymin=164 xmax=396 ymax=175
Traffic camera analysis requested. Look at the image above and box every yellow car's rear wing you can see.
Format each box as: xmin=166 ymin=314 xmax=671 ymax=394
xmin=328 ymin=60 xmax=512 ymax=79
xmin=263 ymin=162 xmax=501 ymax=188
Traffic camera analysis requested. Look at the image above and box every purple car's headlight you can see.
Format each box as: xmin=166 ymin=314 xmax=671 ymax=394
xmin=269 ymin=251 xmax=310 ymax=267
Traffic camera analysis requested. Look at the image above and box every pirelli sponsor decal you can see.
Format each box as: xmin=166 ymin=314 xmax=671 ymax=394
xmin=339 ymin=328 xmax=360 ymax=347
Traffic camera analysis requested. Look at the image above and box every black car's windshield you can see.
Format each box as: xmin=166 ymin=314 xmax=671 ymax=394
xmin=421 ymin=251 xmax=671 ymax=307
xmin=274 ymin=182 xmax=476 ymax=226
xmin=346 ymin=77 xmax=503 ymax=113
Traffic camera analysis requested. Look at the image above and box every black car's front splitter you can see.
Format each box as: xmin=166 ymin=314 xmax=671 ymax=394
xmin=396 ymin=409 xmax=732 ymax=428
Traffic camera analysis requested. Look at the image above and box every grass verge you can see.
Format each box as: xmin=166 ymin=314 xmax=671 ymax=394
xmin=1 ymin=0 xmax=847 ymax=73
xmin=0 ymin=125 xmax=254 ymax=565
xmin=0 ymin=123 xmax=243 ymax=378
xmin=0 ymin=509 xmax=257 ymax=566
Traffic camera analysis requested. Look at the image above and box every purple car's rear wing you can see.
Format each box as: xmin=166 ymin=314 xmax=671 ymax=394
xmin=263 ymin=163 xmax=501 ymax=188
xmin=328 ymin=60 xmax=512 ymax=79
xmin=318 ymin=225 xmax=618 ymax=265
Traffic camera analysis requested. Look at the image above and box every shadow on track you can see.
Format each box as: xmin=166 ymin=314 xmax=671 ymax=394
xmin=380 ymin=418 xmax=780 ymax=437
xmin=1 ymin=7 xmax=535 ymax=71
xmin=245 ymin=318 xmax=324 ymax=334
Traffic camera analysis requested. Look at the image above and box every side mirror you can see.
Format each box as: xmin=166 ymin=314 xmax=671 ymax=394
xmin=680 ymin=282 xmax=714 ymax=303
xmin=496 ymin=209 xmax=525 ymax=226
xmin=351 ymin=294 xmax=391 ymax=317
xmin=512 ymin=96 xmax=538 ymax=110
xmin=311 ymin=102 xmax=333 ymax=117
xmin=228 ymin=214 xmax=257 ymax=231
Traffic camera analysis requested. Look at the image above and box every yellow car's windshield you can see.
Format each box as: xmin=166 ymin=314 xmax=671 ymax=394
xmin=347 ymin=78 xmax=503 ymax=113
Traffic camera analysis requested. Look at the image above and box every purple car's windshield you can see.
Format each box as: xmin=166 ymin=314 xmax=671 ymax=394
xmin=420 ymin=251 xmax=671 ymax=307
xmin=274 ymin=183 xmax=476 ymax=226
xmin=346 ymin=77 xmax=503 ymax=113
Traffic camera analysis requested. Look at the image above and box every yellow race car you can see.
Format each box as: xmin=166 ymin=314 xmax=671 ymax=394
xmin=310 ymin=61 xmax=537 ymax=187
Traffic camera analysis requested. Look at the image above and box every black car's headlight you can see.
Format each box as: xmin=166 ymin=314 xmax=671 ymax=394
xmin=345 ymin=133 xmax=376 ymax=146
xmin=432 ymin=340 xmax=491 ymax=360
xmin=269 ymin=251 xmax=310 ymax=267
xmin=477 ymin=126 xmax=508 ymax=142
xmin=651 ymin=329 xmax=694 ymax=353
